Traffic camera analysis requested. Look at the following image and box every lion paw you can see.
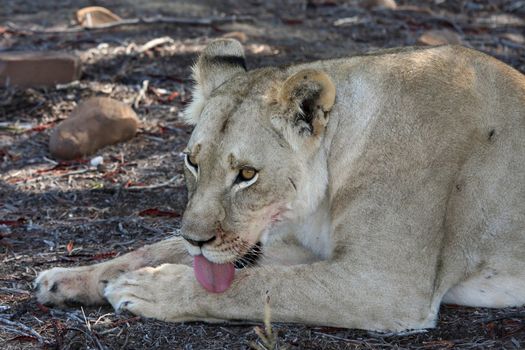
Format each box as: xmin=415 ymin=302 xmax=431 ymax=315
xmin=104 ymin=264 xmax=196 ymax=321
xmin=35 ymin=267 xmax=103 ymax=307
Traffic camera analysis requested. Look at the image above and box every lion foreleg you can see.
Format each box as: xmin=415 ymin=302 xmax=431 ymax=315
xmin=104 ymin=260 xmax=437 ymax=331
xmin=35 ymin=236 xmax=190 ymax=306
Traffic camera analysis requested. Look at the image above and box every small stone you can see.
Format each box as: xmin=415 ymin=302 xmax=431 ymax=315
xmin=417 ymin=30 xmax=462 ymax=46
xmin=361 ymin=0 xmax=397 ymax=10
xmin=49 ymin=97 xmax=140 ymax=160
xmin=90 ymin=156 xmax=104 ymax=167
xmin=0 ymin=52 xmax=81 ymax=87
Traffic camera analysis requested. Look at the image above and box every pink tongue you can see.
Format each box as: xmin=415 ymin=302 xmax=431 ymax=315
xmin=193 ymin=255 xmax=235 ymax=293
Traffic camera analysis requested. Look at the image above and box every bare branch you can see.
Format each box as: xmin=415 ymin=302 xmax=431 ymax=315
xmin=6 ymin=15 xmax=254 ymax=34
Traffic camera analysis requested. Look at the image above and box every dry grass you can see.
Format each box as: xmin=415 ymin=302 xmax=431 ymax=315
xmin=250 ymin=293 xmax=289 ymax=350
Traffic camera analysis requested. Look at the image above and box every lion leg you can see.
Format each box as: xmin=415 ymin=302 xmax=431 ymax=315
xmin=103 ymin=260 xmax=436 ymax=331
xmin=35 ymin=236 xmax=190 ymax=307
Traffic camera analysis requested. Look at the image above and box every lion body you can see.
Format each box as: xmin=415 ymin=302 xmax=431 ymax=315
xmin=36 ymin=43 xmax=525 ymax=331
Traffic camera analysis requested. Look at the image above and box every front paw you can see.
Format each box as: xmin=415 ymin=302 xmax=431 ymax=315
xmin=35 ymin=267 xmax=103 ymax=307
xmin=104 ymin=264 xmax=196 ymax=321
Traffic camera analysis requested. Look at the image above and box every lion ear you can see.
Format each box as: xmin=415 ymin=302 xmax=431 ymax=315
xmin=184 ymin=39 xmax=247 ymax=125
xmin=277 ymin=69 xmax=336 ymax=137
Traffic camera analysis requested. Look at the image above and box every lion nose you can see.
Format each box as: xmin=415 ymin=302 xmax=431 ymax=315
xmin=182 ymin=235 xmax=216 ymax=247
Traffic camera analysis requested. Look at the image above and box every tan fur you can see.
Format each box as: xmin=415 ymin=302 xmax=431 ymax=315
xmin=36 ymin=40 xmax=525 ymax=331
xmin=278 ymin=69 xmax=335 ymax=112
xmin=276 ymin=69 xmax=335 ymax=138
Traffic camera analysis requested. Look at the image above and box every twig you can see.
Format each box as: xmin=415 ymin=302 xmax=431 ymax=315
xmin=478 ymin=312 xmax=525 ymax=323
xmin=108 ymin=316 xmax=141 ymax=328
xmin=368 ymin=328 xmax=428 ymax=337
xmin=119 ymin=330 xmax=130 ymax=350
xmin=50 ymin=309 xmax=85 ymax=324
xmin=500 ymin=38 xmax=525 ymax=50
xmin=8 ymin=168 xmax=93 ymax=184
xmin=1 ymin=325 xmax=39 ymax=340
xmin=81 ymin=307 xmax=91 ymax=332
xmin=42 ymin=157 xmax=59 ymax=166
xmin=138 ymin=36 xmax=175 ymax=53
xmin=0 ymin=287 xmax=31 ymax=295
xmin=250 ymin=293 xmax=287 ymax=350
xmin=134 ymin=80 xmax=149 ymax=109
xmin=125 ymin=175 xmax=182 ymax=190
xmin=311 ymin=332 xmax=374 ymax=346
xmin=6 ymin=15 xmax=254 ymax=34
xmin=67 ymin=326 xmax=106 ymax=350
xmin=0 ymin=317 xmax=44 ymax=343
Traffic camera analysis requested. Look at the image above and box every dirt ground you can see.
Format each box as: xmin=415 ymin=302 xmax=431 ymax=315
xmin=1 ymin=0 xmax=524 ymax=349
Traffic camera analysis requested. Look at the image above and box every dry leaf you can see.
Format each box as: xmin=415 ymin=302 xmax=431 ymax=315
xmin=361 ymin=0 xmax=397 ymax=10
xmin=138 ymin=208 xmax=179 ymax=218
xmin=66 ymin=241 xmax=74 ymax=254
xmin=417 ymin=30 xmax=462 ymax=46
xmin=75 ymin=6 xmax=122 ymax=28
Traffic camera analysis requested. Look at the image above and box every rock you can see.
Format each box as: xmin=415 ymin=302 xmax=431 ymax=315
xmin=361 ymin=0 xmax=397 ymax=10
xmin=75 ymin=6 xmax=122 ymax=28
xmin=49 ymin=97 xmax=139 ymax=160
xmin=0 ymin=51 xmax=81 ymax=87
xmin=417 ymin=30 xmax=462 ymax=46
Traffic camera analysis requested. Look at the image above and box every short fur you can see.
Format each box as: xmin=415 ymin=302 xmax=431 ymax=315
xmin=36 ymin=39 xmax=525 ymax=331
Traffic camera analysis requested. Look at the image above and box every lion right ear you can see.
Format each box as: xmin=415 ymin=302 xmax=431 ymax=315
xmin=183 ymin=39 xmax=247 ymax=125
xmin=272 ymin=69 xmax=335 ymax=140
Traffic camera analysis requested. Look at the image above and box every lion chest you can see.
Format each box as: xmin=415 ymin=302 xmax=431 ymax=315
xmin=292 ymin=198 xmax=333 ymax=259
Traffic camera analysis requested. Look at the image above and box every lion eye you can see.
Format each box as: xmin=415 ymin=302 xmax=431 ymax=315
xmin=235 ymin=167 xmax=258 ymax=189
xmin=240 ymin=168 xmax=256 ymax=181
xmin=187 ymin=155 xmax=198 ymax=167
xmin=184 ymin=154 xmax=198 ymax=178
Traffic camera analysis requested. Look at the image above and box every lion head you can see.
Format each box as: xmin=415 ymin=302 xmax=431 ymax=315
xmin=180 ymin=39 xmax=336 ymax=292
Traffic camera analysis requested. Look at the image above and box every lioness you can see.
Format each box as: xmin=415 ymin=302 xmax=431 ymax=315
xmin=35 ymin=39 xmax=525 ymax=331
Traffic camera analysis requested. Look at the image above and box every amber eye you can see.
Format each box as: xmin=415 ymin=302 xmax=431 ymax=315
xmin=239 ymin=167 xmax=256 ymax=181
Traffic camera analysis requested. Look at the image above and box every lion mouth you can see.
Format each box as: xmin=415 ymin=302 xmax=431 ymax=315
xmin=193 ymin=255 xmax=235 ymax=293
xmin=233 ymin=241 xmax=262 ymax=268
xmin=193 ymin=242 xmax=262 ymax=293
